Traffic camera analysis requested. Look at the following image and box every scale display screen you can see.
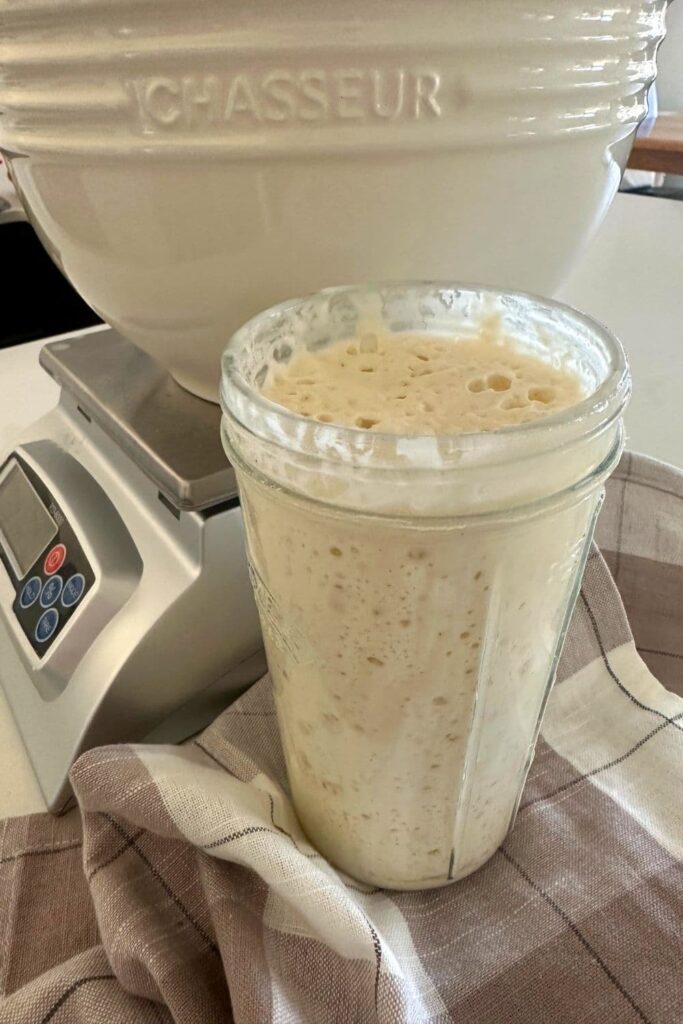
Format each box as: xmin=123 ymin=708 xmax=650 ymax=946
xmin=0 ymin=460 xmax=58 ymax=579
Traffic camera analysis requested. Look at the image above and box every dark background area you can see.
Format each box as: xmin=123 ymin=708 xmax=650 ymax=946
xmin=1 ymin=218 xmax=101 ymax=349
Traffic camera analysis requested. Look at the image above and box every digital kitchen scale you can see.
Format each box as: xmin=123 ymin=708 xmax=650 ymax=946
xmin=0 ymin=328 xmax=265 ymax=812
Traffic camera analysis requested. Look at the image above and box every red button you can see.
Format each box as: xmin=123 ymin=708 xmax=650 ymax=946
xmin=44 ymin=543 xmax=66 ymax=576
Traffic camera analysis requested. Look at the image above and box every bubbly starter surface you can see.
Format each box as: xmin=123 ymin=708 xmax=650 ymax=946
xmin=242 ymin=331 xmax=592 ymax=888
xmin=262 ymin=331 xmax=584 ymax=433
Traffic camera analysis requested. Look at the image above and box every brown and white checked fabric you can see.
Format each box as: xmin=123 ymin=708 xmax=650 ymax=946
xmin=1 ymin=451 xmax=682 ymax=1024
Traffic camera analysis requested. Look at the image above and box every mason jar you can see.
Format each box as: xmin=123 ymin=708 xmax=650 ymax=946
xmin=221 ymin=283 xmax=629 ymax=889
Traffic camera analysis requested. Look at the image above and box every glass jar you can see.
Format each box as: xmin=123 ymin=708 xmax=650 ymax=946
xmin=220 ymin=283 xmax=629 ymax=890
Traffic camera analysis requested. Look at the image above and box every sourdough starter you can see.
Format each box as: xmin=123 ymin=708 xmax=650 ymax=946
xmin=237 ymin=331 xmax=595 ymax=888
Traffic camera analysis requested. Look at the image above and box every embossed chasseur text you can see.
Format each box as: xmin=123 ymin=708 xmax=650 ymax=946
xmin=128 ymin=68 xmax=443 ymax=131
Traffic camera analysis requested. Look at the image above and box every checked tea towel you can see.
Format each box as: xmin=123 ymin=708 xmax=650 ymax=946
xmin=1 ymin=452 xmax=682 ymax=1024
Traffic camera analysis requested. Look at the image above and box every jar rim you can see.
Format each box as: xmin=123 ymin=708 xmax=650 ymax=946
xmin=220 ymin=281 xmax=630 ymax=469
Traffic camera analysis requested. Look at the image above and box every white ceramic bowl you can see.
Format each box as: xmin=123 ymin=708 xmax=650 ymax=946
xmin=0 ymin=0 xmax=668 ymax=400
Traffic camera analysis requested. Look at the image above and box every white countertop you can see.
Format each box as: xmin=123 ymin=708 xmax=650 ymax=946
xmin=560 ymin=193 xmax=683 ymax=464
xmin=1 ymin=192 xmax=682 ymax=819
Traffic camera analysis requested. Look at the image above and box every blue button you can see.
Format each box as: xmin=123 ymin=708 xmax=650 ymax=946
xmin=40 ymin=575 xmax=63 ymax=608
xmin=61 ymin=573 xmax=85 ymax=609
xmin=19 ymin=576 xmax=42 ymax=609
xmin=35 ymin=608 xmax=59 ymax=644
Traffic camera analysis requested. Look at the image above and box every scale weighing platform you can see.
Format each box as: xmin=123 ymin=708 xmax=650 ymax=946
xmin=0 ymin=329 xmax=265 ymax=812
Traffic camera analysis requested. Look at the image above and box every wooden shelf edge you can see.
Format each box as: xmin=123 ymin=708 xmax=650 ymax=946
xmin=628 ymin=112 xmax=683 ymax=175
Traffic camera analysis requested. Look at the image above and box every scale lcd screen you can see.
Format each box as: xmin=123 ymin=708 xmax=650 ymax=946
xmin=0 ymin=461 xmax=58 ymax=579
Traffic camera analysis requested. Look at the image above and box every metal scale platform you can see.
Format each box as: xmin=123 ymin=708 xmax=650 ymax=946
xmin=0 ymin=328 xmax=265 ymax=811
